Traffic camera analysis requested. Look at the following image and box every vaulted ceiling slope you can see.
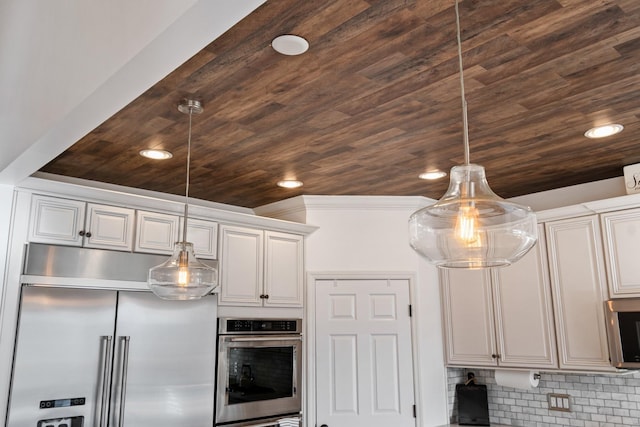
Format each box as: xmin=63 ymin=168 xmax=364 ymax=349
xmin=40 ymin=0 xmax=640 ymax=208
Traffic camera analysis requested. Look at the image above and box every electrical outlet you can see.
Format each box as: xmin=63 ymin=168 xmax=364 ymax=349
xmin=548 ymin=393 xmax=571 ymax=412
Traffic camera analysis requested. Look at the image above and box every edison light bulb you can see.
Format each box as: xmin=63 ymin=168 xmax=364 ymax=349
xmin=178 ymin=267 xmax=189 ymax=286
xmin=455 ymin=204 xmax=480 ymax=245
xmin=178 ymin=250 xmax=189 ymax=286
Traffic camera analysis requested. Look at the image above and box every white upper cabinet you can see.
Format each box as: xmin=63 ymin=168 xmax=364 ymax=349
xmin=218 ymin=225 xmax=303 ymax=307
xmin=135 ymin=211 xmax=180 ymax=255
xmin=600 ymin=208 xmax=640 ymax=297
xmin=441 ymin=268 xmax=498 ymax=367
xmin=218 ymin=225 xmax=264 ymax=306
xmin=179 ymin=217 xmax=218 ymax=259
xmin=264 ymin=231 xmax=304 ymax=306
xmin=29 ymin=195 xmax=134 ymax=251
xmin=441 ymin=227 xmax=557 ymax=369
xmin=491 ymin=227 xmax=557 ymax=369
xmin=545 ymin=215 xmax=612 ymax=371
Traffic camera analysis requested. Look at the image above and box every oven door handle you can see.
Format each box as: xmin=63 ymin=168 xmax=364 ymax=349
xmin=227 ymin=336 xmax=302 ymax=342
xmin=239 ymin=417 xmax=300 ymax=427
xmin=242 ymin=421 xmax=285 ymax=427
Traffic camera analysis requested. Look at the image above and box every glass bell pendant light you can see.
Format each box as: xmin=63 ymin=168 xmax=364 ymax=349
xmin=148 ymin=99 xmax=219 ymax=299
xmin=408 ymin=0 xmax=537 ymax=269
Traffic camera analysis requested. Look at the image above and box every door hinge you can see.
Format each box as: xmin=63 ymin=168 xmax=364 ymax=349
xmin=413 ymin=404 xmax=417 ymax=418
xmin=408 ymin=304 xmax=412 ymax=317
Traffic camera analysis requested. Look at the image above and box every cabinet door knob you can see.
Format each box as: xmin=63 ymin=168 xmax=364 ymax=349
xmin=79 ymin=230 xmax=85 ymax=236
xmin=491 ymin=354 xmax=498 ymax=359
xmin=85 ymin=232 xmax=92 ymax=238
xmin=259 ymin=294 xmax=265 ymax=299
xmin=264 ymin=294 xmax=269 ymax=299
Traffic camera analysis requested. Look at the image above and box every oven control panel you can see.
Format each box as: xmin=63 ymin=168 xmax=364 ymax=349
xmin=220 ymin=319 xmax=301 ymax=334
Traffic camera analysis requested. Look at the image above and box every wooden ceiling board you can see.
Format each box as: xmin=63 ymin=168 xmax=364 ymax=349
xmin=41 ymin=0 xmax=640 ymax=208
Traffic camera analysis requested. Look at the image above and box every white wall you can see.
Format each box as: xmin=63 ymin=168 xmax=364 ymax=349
xmin=299 ymin=196 xmax=449 ymax=427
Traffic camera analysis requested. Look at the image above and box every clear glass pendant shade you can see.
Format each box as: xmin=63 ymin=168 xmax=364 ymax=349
xmin=148 ymin=242 xmax=218 ymax=300
xmin=409 ymin=164 xmax=538 ymax=268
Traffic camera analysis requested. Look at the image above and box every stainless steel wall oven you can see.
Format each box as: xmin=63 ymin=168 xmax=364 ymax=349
xmin=215 ymin=318 xmax=302 ymax=427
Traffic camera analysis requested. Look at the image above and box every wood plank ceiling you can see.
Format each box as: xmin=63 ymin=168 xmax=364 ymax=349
xmin=40 ymin=0 xmax=640 ymax=208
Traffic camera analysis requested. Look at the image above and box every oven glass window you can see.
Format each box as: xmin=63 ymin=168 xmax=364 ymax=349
xmin=618 ymin=312 xmax=640 ymax=362
xmin=227 ymin=347 xmax=294 ymax=404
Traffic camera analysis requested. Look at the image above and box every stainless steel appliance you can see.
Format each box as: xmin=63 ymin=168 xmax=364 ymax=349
xmin=6 ymin=244 xmax=218 ymax=426
xmin=216 ymin=319 xmax=302 ymax=427
xmin=606 ymin=298 xmax=640 ymax=368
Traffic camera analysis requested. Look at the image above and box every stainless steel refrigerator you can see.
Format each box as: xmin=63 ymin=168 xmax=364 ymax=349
xmin=6 ymin=285 xmax=217 ymax=427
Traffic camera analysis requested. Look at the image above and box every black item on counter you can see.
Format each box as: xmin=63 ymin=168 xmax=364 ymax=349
xmin=456 ymin=373 xmax=490 ymax=426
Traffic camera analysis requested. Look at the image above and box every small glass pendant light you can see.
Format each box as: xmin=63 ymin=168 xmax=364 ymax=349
xmin=408 ymin=0 xmax=537 ymax=268
xmin=148 ymin=99 xmax=219 ymax=299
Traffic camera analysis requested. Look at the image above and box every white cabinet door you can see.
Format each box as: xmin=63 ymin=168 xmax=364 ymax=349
xmin=179 ymin=217 xmax=218 ymax=259
xmin=492 ymin=226 xmax=557 ymax=369
xmin=545 ymin=215 xmax=611 ymax=371
xmin=28 ymin=195 xmax=86 ymax=246
xmin=218 ymin=225 xmax=263 ymax=306
xmin=601 ymin=208 xmax=640 ymax=297
xmin=85 ymin=203 xmax=134 ymax=251
xmin=264 ymin=231 xmax=303 ymax=307
xmin=135 ymin=211 xmax=179 ymax=254
xmin=441 ymin=268 xmax=497 ymax=366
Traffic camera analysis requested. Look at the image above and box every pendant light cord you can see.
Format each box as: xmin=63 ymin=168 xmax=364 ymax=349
xmin=455 ymin=0 xmax=471 ymax=166
xmin=183 ymin=108 xmax=193 ymax=243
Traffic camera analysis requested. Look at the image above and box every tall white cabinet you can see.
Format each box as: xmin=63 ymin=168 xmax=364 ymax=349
xmin=545 ymin=215 xmax=611 ymax=370
xmin=441 ymin=227 xmax=557 ymax=369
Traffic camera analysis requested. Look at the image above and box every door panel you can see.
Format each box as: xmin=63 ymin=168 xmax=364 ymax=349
xmin=492 ymin=230 xmax=557 ymax=368
xmin=264 ymin=231 xmax=303 ymax=306
xmin=28 ymin=195 xmax=85 ymax=245
xmin=546 ymin=216 xmax=611 ymax=370
xmin=219 ymin=225 xmax=263 ymax=306
xmin=440 ymin=269 xmax=497 ymax=366
xmin=330 ymin=335 xmax=358 ymax=414
xmin=316 ymin=278 xmax=415 ymax=427
xmin=113 ymin=292 xmax=217 ymax=427
xmin=7 ymin=286 xmax=117 ymax=427
xmin=85 ymin=203 xmax=134 ymax=251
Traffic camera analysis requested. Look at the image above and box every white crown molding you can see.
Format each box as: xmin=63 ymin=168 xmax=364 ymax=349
xmin=19 ymin=173 xmax=317 ymax=235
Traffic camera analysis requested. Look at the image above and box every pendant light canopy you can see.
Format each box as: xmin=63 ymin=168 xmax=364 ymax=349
xmin=148 ymin=99 xmax=219 ymax=299
xmin=409 ymin=0 xmax=537 ymax=269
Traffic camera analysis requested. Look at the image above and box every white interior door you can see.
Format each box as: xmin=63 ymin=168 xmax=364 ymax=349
xmin=315 ymin=278 xmax=415 ymax=427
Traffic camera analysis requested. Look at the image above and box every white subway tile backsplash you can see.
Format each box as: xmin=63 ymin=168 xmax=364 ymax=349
xmin=447 ymin=368 xmax=640 ymax=427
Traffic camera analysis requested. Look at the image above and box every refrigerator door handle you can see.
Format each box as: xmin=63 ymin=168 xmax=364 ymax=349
xmin=117 ymin=336 xmax=131 ymax=427
xmin=97 ymin=335 xmax=113 ymax=427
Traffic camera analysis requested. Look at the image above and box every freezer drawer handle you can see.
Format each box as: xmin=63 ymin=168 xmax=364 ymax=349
xmin=98 ymin=336 xmax=113 ymax=427
xmin=117 ymin=336 xmax=131 ymax=427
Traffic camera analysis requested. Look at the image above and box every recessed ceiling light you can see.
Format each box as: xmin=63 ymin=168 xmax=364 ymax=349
xmin=419 ymin=170 xmax=447 ymax=180
xmin=271 ymin=35 xmax=309 ymax=56
xmin=140 ymin=149 xmax=173 ymax=160
xmin=584 ymin=124 xmax=624 ymax=139
xmin=277 ymin=179 xmax=303 ymax=189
